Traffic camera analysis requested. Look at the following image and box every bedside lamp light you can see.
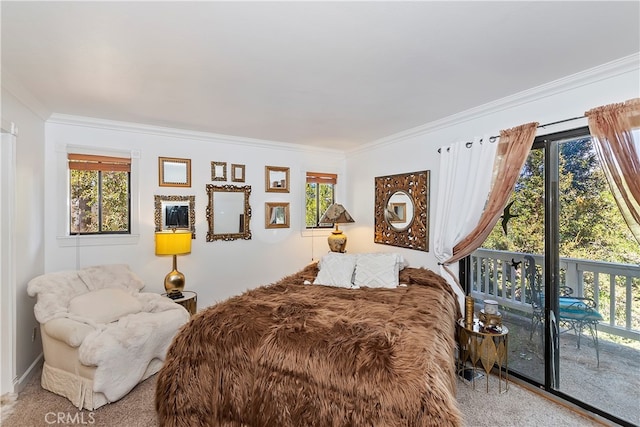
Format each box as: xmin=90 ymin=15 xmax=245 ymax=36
xmin=155 ymin=229 xmax=192 ymax=299
xmin=320 ymin=203 xmax=355 ymax=253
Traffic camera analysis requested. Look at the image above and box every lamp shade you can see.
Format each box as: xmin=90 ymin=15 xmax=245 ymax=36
xmin=155 ymin=230 xmax=192 ymax=255
xmin=320 ymin=203 xmax=355 ymax=224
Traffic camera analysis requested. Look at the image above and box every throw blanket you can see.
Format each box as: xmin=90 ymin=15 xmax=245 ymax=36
xmin=156 ymin=263 xmax=462 ymax=426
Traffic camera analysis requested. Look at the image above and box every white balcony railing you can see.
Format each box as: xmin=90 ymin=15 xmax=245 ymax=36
xmin=470 ymin=248 xmax=640 ymax=341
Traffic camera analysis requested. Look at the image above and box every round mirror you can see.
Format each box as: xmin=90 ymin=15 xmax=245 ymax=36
xmin=385 ymin=190 xmax=414 ymax=231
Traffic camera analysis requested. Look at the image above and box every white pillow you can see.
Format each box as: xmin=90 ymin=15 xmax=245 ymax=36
xmin=313 ymin=253 xmax=357 ymax=287
xmin=354 ymin=253 xmax=402 ymax=288
xmin=68 ymin=288 xmax=142 ymax=324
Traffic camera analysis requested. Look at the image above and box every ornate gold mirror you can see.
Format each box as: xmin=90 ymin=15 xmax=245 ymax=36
xmin=374 ymin=170 xmax=429 ymax=251
xmin=265 ymin=202 xmax=290 ymax=229
xmin=211 ymin=161 xmax=227 ymax=181
xmin=206 ymin=184 xmax=252 ymax=241
xmin=154 ymin=195 xmax=196 ymax=238
xmin=265 ymin=166 xmax=290 ymax=193
xmin=159 ymin=157 xmax=191 ymax=187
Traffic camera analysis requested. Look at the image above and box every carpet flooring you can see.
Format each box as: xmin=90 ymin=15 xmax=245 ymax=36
xmin=1 ymin=365 xmax=608 ymax=427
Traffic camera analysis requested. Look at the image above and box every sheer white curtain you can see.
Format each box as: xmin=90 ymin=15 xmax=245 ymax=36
xmin=433 ymin=136 xmax=498 ymax=310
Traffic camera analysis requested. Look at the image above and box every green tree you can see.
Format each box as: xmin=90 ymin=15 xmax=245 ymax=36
xmin=484 ymin=138 xmax=639 ymax=264
xmin=70 ymin=170 xmax=129 ymax=233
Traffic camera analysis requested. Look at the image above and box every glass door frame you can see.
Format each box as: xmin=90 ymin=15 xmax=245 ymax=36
xmin=462 ymin=126 xmax=632 ymax=427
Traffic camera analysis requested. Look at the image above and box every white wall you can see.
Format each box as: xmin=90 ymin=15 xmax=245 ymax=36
xmin=345 ymin=56 xmax=640 ymax=275
xmin=44 ymin=118 xmax=346 ymax=306
xmin=1 ymin=87 xmax=46 ymax=392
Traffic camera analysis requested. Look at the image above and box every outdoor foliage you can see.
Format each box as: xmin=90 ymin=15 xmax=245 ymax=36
xmin=305 ymin=182 xmax=334 ymax=228
xmin=481 ymin=137 xmax=640 ymax=335
xmin=70 ymin=170 xmax=129 ymax=233
xmin=484 ymin=138 xmax=639 ymax=264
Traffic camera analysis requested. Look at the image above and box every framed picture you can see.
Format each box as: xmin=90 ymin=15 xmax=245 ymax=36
xmin=211 ymin=161 xmax=227 ymax=181
xmin=154 ymin=195 xmax=196 ymax=238
xmin=159 ymin=157 xmax=191 ymax=187
xmin=231 ymin=164 xmax=246 ymax=182
xmin=265 ymin=202 xmax=290 ymax=229
xmin=265 ymin=166 xmax=289 ymax=193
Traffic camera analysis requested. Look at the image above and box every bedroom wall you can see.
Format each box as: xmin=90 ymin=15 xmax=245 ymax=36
xmin=345 ymin=55 xmax=640 ymax=280
xmin=1 ymin=85 xmax=47 ymax=392
xmin=43 ymin=118 xmax=346 ymax=307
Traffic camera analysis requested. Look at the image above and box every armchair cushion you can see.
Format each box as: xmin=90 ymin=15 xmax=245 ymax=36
xmin=44 ymin=318 xmax=96 ymax=348
xmin=68 ymin=288 xmax=143 ymax=324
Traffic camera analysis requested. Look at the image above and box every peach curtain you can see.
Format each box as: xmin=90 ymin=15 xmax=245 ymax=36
xmin=585 ymin=98 xmax=640 ymax=244
xmin=444 ymin=122 xmax=539 ymax=266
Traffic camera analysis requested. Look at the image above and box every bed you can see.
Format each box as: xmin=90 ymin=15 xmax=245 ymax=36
xmin=156 ymin=255 xmax=462 ymax=427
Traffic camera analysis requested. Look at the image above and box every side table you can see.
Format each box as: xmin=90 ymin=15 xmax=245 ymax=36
xmin=162 ymin=291 xmax=197 ymax=316
xmin=457 ymin=318 xmax=509 ymax=393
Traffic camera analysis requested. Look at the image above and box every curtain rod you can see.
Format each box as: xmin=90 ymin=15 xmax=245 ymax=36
xmin=437 ymin=115 xmax=586 ymax=153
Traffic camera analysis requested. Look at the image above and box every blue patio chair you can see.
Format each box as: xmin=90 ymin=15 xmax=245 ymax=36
xmin=558 ymin=294 xmax=603 ymax=367
xmin=524 ymin=255 xmax=602 ymax=367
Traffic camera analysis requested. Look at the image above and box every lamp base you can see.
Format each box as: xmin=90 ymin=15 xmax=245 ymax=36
xmin=164 ymin=269 xmax=185 ymax=296
xmin=327 ymin=230 xmax=347 ymax=253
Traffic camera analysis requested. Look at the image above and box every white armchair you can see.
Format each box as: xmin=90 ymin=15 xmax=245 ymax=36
xmin=27 ymin=264 xmax=190 ymax=410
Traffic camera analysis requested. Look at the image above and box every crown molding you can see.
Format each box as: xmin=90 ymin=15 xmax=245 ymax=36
xmin=47 ymin=114 xmax=346 ymax=156
xmin=350 ymin=53 xmax=640 ymax=155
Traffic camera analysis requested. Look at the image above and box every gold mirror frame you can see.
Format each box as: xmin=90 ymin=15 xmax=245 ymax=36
xmin=231 ymin=164 xmax=246 ymax=182
xmin=211 ymin=161 xmax=227 ymax=181
xmin=154 ymin=195 xmax=196 ymax=238
xmin=159 ymin=157 xmax=191 ymax=187
xmin=265 ymin=202 xmax=290 ymax=229
xmin=374 ymin=170 xmax=429 ymax=251
xmin=206 ymin=184 xmax=252 ymax=241
xmin=265 ymin=166 xmax=290 ymax=193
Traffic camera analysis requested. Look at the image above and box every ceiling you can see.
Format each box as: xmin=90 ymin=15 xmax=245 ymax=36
xmin=2 ymin=1 xmax=639 ymax=150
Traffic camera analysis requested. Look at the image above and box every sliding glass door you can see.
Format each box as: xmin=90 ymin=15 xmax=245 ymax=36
xmin=468 ymin=127 xmax=640 ymax=426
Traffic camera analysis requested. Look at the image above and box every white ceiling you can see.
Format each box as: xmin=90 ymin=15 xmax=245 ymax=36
xmin=2 ymin=1 xmax=639 ymax=150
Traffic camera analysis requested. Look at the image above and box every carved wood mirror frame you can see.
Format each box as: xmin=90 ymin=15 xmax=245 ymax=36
xmin=206 ymin=184 xmax=252 ymax=242
xmin=374 ymin=170 xmax=430 ymax=251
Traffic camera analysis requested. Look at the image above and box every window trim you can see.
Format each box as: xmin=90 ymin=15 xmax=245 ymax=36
xmin=56 ymin=144 xmax=140 ymax=247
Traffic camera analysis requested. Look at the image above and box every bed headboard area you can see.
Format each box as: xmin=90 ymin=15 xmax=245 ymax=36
xmin=156 ymin=258 xmax=462 ymax=426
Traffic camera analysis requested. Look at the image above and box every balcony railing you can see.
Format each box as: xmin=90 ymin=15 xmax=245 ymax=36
xmin=470 ymin=248 xmax=640 ymax=341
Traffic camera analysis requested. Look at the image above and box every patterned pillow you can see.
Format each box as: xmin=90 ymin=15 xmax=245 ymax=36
xmin=313 ymin=253 xmax=357 ymax=287
xmin=353 ymin=253 xmax=403 ymax=288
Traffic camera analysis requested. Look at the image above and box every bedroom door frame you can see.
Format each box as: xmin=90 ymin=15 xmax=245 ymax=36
xmin=0 ymin=126 xmax=17 ymax=395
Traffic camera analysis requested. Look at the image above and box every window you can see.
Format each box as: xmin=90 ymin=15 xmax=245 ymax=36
xmin=68 ymin=153 xmax=131 ymax=234
xmin=305 ymin=171 xmax=336 ymax=228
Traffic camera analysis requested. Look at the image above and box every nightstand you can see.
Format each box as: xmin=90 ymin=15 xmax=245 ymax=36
xmin=457 ymin=318 xmax=509 ymax=393
xmin=162 ymin=291 xmax=197 ymax=316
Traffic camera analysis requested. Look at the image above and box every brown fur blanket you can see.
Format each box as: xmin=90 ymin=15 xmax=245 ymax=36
xmin=156 ymin=264 xmax=462 ymax=426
